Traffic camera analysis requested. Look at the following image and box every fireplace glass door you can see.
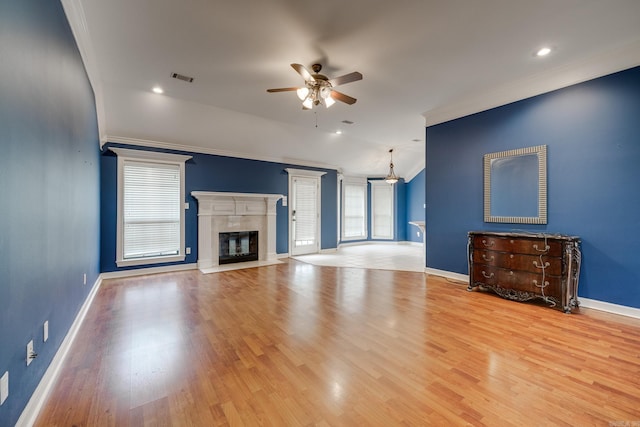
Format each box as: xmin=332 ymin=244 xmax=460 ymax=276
xmin=219 ymin=231 xmax=258 ymax=264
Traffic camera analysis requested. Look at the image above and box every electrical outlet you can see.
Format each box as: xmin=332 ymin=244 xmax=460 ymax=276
xmin=417 ymin=231 xmax=421 ymax=237
xmin=26 ymin=340 xmax=34 ymax=366
xmin=44 ymin=320 xmax=49 ymax=342
xmin=186 ymin=247 xmax=191 ymax=255
xmin=0 ymin=371 xmax=8 ymax=405
xmin=83 ymin=273 xmax=87 ymax=285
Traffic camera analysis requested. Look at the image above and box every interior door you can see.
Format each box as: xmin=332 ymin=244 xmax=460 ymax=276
xmin=290 ymin=176 xmax=320 ymax=255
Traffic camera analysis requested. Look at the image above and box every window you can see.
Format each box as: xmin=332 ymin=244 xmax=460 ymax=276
xmin=110 ymin=148 xmax=191 ymax=267
xmin=342 ymin=177 xmax=367 ymax=240
xmin=370 ymin=180 xmax=394 ymax=239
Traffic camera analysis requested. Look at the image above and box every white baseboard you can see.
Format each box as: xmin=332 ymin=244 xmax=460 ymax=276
xmin=100 ymin=262 xmax=198 ymax=280
xmin=338 ymin=240 xmax=423 ymax=248
xmin=425 ymin=268 xmax=640 ymax=318
xmin=578 ymin=297 xmax=640 ymax=319
xmin=425 ymin=267 xmax=469 ymax=283
xmin=320 ymin=248 xmax=338 ymax=254
xmin=277 ymin=253 xmax=290 ymax=259
xmin=16 ymin=275 xmax=104 ymax=427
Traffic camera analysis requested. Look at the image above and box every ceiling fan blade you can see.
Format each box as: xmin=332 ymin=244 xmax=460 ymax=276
xmin=266 ymin=87 xmax=300 ymax=93
xmin=331 ymin=90 xmax=357 ymax=105
xmin=291 ymin=63 xmax=315 ymax=82
xmin=328 ymin=71 xmax=363 ymax=87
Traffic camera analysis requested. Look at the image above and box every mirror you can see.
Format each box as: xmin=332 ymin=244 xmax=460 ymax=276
xmin=484 ymin=145 xmax=547 ymax=224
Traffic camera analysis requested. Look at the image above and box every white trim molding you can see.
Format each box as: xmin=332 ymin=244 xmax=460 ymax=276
xmin=108 ymin=136 xmax=340 ymax=172
xmin=425 ymin=268 xmax=469 ymax=283
xmin=578 ymin=297 xmax=640 ymax=320
xmin=16 ymin=275 xmax=103 ymax=427
xmin=423 ymin=39 xmax=640 ymax=127
xmin=110 ymin=147 xmax=192 ymax=268
xmin=100 ymin=263 xmax=198 ymax=280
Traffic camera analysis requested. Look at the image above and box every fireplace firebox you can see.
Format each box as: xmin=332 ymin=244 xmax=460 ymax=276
xmin=219 ymin=231 xmax=258 ymax=265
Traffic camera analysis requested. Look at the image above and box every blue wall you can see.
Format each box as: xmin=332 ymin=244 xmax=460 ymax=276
xmin=406 ymin=169 xmax=426 ymax=244
xmin=0 ymin=0 xmax=101 ymax=424
xmin=100 ymin=144 xmax=338 ymax=272
xmin=425 ymin=66 xmax=640 ymax=308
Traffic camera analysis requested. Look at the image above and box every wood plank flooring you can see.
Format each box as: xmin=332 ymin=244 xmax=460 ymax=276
xmin=35 ymin=260 xmax=640 ymax=426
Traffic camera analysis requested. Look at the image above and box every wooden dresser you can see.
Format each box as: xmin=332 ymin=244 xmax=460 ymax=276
xmin=468 ymin=231 xmax=581 ymax=313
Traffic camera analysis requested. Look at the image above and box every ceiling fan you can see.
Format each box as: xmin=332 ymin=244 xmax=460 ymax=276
xmin=267 ymin=63 xmax=363 ymax=109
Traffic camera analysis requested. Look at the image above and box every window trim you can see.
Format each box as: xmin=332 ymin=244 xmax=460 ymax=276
xmin=341 ymin=176 xmax=368 ymax=241
xmin=110 ymin=147 xmax=192 ymax=267
xmin=369 ymin=180 xmax=395 ymax=240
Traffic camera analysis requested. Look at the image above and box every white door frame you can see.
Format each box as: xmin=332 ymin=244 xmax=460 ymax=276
xmin=285 ymin=168 xmax=326 ymax=255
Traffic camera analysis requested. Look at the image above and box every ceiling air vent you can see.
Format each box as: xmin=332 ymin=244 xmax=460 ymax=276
xmin=170 ymin=72 xmax=194 ymax=83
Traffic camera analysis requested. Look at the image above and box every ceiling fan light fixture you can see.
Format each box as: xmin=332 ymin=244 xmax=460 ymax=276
xmin=385 ymin=149 xmax=399 ymax=184
xmin=302 ymin=97 xmax=314 ymax=109
xmin=296 ymin=87 xmax=309 ymax=101
xmin=324 ymin=95 xmax=336 ymax=108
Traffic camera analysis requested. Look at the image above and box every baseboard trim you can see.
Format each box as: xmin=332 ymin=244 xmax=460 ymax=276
xmin=100 ymin=263 xmax=198 ymax=280
xmin=277 ymin=253 xmax=290 ymax=259
xmin=425 ymin=267 xmax=469 ymax=283
xmin=16 ymin=275 xmax=104 ymax=427
xmin=578 ymin=297 xmax=640 ymax=319
xmin=320 ymin=248 xmax=338 ymax=254
xmin=425 ymin=268 xmax=640 ymax=318
xmin=338 ymin=240 xmax=423 ymax=248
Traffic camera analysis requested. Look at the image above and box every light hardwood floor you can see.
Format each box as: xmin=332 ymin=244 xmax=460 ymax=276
xmin=35 ymin=260 xmax=640 ymax=426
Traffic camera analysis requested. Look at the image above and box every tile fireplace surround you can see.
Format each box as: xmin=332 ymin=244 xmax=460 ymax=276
xmin=191 ymin=191 xmax=284 ymax=273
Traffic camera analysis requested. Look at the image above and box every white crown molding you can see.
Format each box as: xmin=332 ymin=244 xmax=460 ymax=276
xmin=106 ymin=135 xmax=340 ymax=171
xmin=60 ymin=0 xmax=107 ymax=145
xmin=423 ymin=38 xmax=640 ymax=127
xmin=403 ymin=162 xmax=425 ymax=183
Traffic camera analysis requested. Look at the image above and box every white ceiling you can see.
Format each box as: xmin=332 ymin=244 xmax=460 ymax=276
xmin=63 ymin=0 xmax=640 ymax=179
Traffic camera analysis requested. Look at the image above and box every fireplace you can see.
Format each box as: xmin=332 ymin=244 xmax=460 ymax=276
xmin=219 ymin=231 xmax=258 ymax=264
xmin=191 ymin=191 xmax=283 ymax=273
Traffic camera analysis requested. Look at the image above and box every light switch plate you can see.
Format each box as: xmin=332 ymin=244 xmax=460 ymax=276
xmin=0 ymin=371 xmax=8 ymax=405
xmin=44 ymin=320 xmax=49 ymax=342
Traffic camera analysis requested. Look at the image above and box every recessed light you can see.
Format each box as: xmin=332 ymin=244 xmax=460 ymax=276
xmin=152 ymin=86 xmax=164 ymax=94
xmin=335 ymin=130 xmax=343 ymax=135
xmin=536 ymin=47 xmax=551 ymax=57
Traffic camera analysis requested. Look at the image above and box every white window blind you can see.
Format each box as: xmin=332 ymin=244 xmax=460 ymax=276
xmin=294 ymin=177 xmax=317 ymax=245
xmin=123 ymin=161 xmax=181 ymax=259
xmin=371 ymin=182 xmax=393 ymax=239
xmin=343 ymin=183 xmax=366 ymax=239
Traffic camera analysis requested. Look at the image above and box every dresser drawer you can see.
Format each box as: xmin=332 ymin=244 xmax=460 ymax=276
xmin=472 ymin=249 xmax=562 ymax=275
xmin=472 ymin=265 xmax=562 ymax=299
xmin=472 ymin=235 xmax=563 ymax=256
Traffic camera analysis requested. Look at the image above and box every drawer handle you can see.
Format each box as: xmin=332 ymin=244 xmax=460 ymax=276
xmin=533 ymin=244 xmax=550 ymax=252
xmin=482 ymin=254 xmax=495 ymax=262
xmin=532 ymin=279 xmax=550 ymax=288
xmin=533 ymin=261 xmax=550 ymax=269
xmin=481 ymin=271 xmax=494 ymax=279
xmin=481 ymin=239 xmax=495 ymax=248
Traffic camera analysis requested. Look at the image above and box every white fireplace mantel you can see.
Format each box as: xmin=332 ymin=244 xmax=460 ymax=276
xmin=191 ymin=191 xmax=283 ymax=272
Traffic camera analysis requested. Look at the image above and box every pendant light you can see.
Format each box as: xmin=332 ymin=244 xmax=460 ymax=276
xmin=385 ymin=149 xmax=399 ymax=184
